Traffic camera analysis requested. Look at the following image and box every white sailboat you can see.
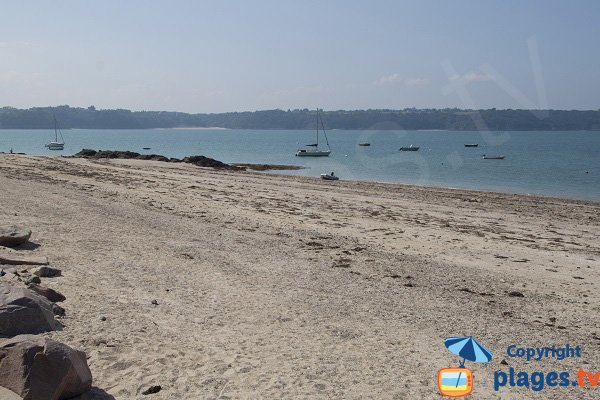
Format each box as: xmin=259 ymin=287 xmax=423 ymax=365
xmin=296 ymin=109 xmax=331 ymax=157
xmin=45 ymin=116 xmax=65 ymax=150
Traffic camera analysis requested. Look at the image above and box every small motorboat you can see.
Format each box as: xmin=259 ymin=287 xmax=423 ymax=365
xmin=482 ymin=154 xmax=505 ymax=160
xmin=321 ymin=172 xmax=339 ymax=181
xmin=358 ymin=142 xmax=371 ymax=146
xmin=142 ymin=147 xmax=151 ymax=150
xmin=399 ymin=145 xmax=419 ymax=151
xmin=464 ymin=144 xmax=479 ymax=147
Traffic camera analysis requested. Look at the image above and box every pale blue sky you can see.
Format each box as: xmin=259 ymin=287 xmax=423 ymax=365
xmin=1 ymin=1 xmax=599 ymax=112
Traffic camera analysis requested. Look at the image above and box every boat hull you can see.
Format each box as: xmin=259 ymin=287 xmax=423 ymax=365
xmin=45 ymin=142 xmax=64 ymax=150
xmin=399 ymin=147 xmax=419 ymax=151
xmin=296 ymin=150 xmax=331 ymax=157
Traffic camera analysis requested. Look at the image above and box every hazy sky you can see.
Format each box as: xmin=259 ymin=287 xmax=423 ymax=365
xmin=1 ymin=1 xmax=599 ymax=112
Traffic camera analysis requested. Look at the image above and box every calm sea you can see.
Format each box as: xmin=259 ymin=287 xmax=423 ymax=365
xmin=1 ymin=129 xmax=599 ymax=201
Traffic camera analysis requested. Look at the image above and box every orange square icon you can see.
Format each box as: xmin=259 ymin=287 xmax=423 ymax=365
xmin=438 ymin=368 xmax=473 ymax=397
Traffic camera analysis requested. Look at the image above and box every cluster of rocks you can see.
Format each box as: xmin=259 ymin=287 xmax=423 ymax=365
xmin=72 ymin=149 xmax=234 ymax=169
xmin=0 ymin=225 xmax=93 ymax=399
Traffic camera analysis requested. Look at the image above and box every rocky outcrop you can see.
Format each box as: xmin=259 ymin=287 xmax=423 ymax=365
xmin=0 ymin=284 xmax=60 ymax=337
xmin=72 ymin=149 xmax=234 ymax=169
xmin=0 ymin=335 xmax=92 ymax=400
xmin=182 ymin=155 xmax=231 ymax=169
xmin=0 ymin=226 xmax=31 ymax=247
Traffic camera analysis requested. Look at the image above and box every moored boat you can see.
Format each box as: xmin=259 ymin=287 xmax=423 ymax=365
xmin=399 ymin=145 xmax=419 ymax=151
xmin=45 ymin=116 xmax=65 ymax=151
xmin=296 ymin=109 xmax=331 ymax=157
xmin=464 ymin=144 xmax=479 ymax=147
xmin=482 ymin=154 xmax=505 ymax=160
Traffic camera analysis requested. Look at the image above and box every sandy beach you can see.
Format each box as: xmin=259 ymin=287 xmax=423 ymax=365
xmin=1 ymin=154 xmax=599 ymax=399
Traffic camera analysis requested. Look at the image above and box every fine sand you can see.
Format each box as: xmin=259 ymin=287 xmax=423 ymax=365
xmin=1 ymin=154 xmax=599 ymax=399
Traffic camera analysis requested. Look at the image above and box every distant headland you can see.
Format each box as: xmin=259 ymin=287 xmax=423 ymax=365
xmin=1 ymin=105 xmax=599 ymax=131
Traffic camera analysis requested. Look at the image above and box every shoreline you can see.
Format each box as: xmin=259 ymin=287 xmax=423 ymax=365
xmin=266 ymin=168 xmax=600 ymax=204
xmin=2 ymin=152 xmax=597 ymax=202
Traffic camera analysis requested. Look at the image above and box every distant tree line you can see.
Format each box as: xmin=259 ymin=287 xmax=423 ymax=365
xmin=1 ymin=105 xmax=599 ymax=130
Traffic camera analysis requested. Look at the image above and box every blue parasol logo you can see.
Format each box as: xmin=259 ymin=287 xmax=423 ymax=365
xmin=444 ymin=336 xmax=493 ymax=367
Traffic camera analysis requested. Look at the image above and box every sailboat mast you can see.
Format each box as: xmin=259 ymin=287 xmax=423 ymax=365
xmin=316 ymin=108 xmax=319 ymax=147
xmin=319 ymin=110 xmax=330 ymax=149
xmin=54 ymin=116 xmax=58 ymax=141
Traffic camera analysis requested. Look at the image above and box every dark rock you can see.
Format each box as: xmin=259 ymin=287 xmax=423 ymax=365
xmin=72 ymin=149 xmax=97 ymax=157
xmin=100 ymin=316 xmax=106 ymax=321
xmin=97 ymin=150 xmax=140 ymax=159
xmin=182 ymin=155 xmax=231 ymax=169
xmin=0 ymin=283 xmax=61 ymax=337
xmin=27 ymin=284 xmax=66 ymax=303
xmin=136 ymin=154 xmax=170 ymax=162
xmin=0 ymin=226 xmax=31 ymax=247
xmin=0 ymin=335 xmax=92 ymax=399
xmin=508 ymin=291 xmax=525 ymax=298
xmin=151 ymin=300 xmax=158 ymax=306
xmin=32 ymin=266 xmax=62 ymax=278
xmin=142 ymin=385 xmax=162 ymax=395
xmin=25 ymin=276 xmax=41 ymax=285
xmin=52 ymin=304 xmax=65 ymax=316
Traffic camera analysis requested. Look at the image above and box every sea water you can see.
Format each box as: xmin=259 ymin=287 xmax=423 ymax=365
xmin=1 ymin=129 xmax=598 ymax=201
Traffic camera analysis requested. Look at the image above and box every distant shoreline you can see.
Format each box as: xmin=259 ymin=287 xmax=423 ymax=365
xmin=2 ymin=128 xmax=600 ymax=132
xmin=2 ymin=106 xmax=600 ymax=131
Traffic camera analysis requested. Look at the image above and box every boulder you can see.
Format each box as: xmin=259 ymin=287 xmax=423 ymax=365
xmin=32 ymin=266 xmax=62 ymax=278
xmin=52 ymin=304 xmax=66 ymax=316
xmin=0 ymin=335 xmax=92 ymax=400
xmin=27 ymin=284 xmax=66 ymax=303
xmin=0 ymin=284 xmax=61 ymax=337
xmin=0 ymin=226 xmax=31 ymax=247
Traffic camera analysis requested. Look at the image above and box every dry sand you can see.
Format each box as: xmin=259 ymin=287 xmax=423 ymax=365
xmin=0 ymin=154 xmax=599 ymax=399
